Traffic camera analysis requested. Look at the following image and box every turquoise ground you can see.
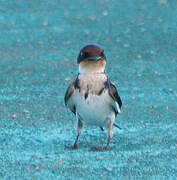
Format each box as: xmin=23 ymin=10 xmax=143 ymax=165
xmin=0 ymin=0 xmax=177 ymax=179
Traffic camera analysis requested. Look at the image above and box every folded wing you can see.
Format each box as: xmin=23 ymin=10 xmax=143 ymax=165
xmin=64 ymin=82 xmax=76 ymax=114
xmin=108 ymin=81 xmax=122 ymax=116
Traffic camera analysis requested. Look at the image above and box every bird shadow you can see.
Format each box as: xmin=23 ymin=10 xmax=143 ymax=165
xmin=89 ymin=146 xmax=114 ymax=152
xmin=65 ymin=143 xmax=114 ymax=152
xmin=63 ymin=130 xmax=129 ymax=152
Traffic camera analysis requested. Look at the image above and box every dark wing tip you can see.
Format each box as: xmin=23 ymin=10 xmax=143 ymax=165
xmin=110 ymin=82 xmax=122 ymax=108
xmin=107 ymin=80 xmax=122 ymax=116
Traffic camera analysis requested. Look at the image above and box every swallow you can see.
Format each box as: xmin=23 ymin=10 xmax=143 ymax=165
xmin=64 ymin=44 xmax=122 ymax=150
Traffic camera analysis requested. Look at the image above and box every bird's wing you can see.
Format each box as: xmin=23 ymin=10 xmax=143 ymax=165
xmin=108 ymin=81 xmax=122 ymax=115
xmin=64 ymin=82 xmax=76 ymax=114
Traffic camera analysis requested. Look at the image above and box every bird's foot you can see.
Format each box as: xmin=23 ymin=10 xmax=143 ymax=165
xmin=104 ymin=145 xmax=112 ymax=151
xmin=73 ymin=143 xmax=79 ymax=149
xmin=65 ymin=144 xmax=79 ymax=150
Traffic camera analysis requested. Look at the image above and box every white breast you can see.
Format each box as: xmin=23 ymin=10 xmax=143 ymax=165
xmin=73 ymin=89 xmax=115 ymax=127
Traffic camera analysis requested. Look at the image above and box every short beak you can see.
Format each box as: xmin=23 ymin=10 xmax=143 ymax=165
xmin=85 ymin=56 xmax=103 ymax=61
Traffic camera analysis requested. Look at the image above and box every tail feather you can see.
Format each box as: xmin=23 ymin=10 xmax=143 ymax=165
xmin=100 ymin=123 xmax=122 ymax=131
xmin=113 ymin=123 xmax=122 ymax=130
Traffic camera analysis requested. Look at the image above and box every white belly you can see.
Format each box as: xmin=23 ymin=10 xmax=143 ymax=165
xmin=74 ymin=90 xmax=115 ymax=126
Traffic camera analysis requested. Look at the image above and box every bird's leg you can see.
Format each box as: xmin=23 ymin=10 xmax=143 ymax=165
xmin=73 ymin=119 xmax=83 ymax=149
xmin=105 ymin=120 xmax=114 ymax=150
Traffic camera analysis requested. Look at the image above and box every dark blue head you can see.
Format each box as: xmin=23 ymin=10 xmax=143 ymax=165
xmin=77 ymin=44 xmax=106 ymax=64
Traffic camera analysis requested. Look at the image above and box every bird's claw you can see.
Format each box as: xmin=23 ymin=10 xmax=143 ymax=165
xmin=104 ymin=146 xmax=112 ymax=151
xmin=73 ymin=143 xmax=79 ymax=149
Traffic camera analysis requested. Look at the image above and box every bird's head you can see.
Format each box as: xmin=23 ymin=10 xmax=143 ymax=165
xmin=77 ymin=44 xmax=106 ymax=74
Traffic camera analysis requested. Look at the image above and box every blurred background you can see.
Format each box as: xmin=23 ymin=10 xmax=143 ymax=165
xmin=0 ymin=0 xmax=177 ymax=179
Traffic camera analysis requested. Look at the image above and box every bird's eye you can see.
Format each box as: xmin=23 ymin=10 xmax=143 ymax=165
xmin=101 ymin=51 xmax=104 ymax=57
xmin=84 ymin=52 xmax=90 ymax=58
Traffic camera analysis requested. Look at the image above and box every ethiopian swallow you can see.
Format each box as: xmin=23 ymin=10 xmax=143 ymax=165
xmin=64 ymin=44 xmax=122 ymax=150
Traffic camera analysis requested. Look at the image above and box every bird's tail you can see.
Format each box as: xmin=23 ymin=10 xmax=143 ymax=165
xmin=100 ymin=123 xmax=122 ymax=131
xmin=113 ymin=123 xmax=122 ymax=130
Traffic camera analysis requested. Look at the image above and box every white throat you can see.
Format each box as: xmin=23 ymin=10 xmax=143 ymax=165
xmin=78 ymin=61 xmax=106 ymax=74
xmin=79 ymin=66 xmax=105 ymax=74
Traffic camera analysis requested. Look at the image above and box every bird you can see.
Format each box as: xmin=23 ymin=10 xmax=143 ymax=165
xmin=64 ymin=44 xmax=122 ymax=150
